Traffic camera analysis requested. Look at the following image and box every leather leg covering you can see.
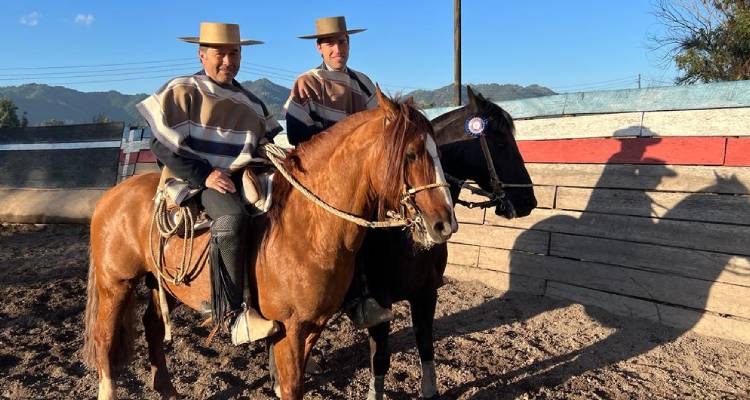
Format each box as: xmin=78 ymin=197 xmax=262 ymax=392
xmin=209 ymin=214 xmax=247 ymax=327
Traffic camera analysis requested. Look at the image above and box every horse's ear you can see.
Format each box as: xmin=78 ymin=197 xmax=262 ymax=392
xmin=405 ymin=96 xmax=414 ymax=106
xmin=467 ymin=85 xmax=480 ymax=112
xmin=376 ymin=84 xmax=397 ymax=116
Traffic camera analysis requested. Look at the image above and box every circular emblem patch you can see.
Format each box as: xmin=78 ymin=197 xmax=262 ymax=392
xmin=465 ymin=116 xmax=487 ymax=137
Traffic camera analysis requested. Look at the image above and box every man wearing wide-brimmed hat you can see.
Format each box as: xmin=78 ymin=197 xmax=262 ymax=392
xmin=137 ymin=22 xmax=282 ymax=345
xmin=283 ymin=16 xmax=393 ymax=330
xmin=284 ymin=16 xmax=378 ymax=146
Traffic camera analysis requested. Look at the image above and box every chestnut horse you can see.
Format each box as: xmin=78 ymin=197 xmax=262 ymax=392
xmin=82 ymin=90 xmax=454 ymax=400
xmin=359 ymin=87 xmax=538 ymax=399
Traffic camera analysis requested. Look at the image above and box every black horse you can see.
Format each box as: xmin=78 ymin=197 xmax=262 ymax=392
xmin=358 ymin=87 xmax=537 ymax=399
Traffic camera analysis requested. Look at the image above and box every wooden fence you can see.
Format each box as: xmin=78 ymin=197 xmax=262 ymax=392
xmin=0 ymin=122 xmax=124 ymax=223
xmin=442 ymin=82 xmax=750 ymax=344
xmin=4 ymin=81 xmax=749 ymax=344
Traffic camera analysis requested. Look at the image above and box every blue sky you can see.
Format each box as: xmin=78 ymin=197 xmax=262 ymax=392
xmin=3 ymin=1 xmax=677 ymax=95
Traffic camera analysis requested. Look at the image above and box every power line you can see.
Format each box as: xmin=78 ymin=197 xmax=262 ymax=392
xmin=0 ymin=66 xmax=198 ymax=81
xmin=0 ymin=57 xmax=195 ymax=71
xmin=14 ymin=73 xmax=199 ymax=86
xmin=244 ymin=62 xmax=302 ymax=75
xmin=237 ymin=70 xmax=295 ymax=83
xmin=549 ymin=75 xmax=638 ymax=92
xmin=0 ymin=62 xmax=198 ymax=78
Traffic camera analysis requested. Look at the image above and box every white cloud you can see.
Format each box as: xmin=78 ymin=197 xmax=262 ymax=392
xmin=75 ymin=13 xmax=94 ymax=26
xmin=19 ymin=11 xmax=40 ymax=27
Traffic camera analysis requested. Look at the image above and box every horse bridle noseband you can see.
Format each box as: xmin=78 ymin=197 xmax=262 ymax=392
xmin=396 ymin=181 xmax=449 ymax=227
xmin=446 ymin=132 xmax=533 ymax=211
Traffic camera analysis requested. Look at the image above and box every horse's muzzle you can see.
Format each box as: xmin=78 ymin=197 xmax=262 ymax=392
xmin=424 ymin=216 xmax=453 ymax=244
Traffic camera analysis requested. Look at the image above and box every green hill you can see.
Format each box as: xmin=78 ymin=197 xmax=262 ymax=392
xmin=0 ymin=84 xmax=147 ymax=126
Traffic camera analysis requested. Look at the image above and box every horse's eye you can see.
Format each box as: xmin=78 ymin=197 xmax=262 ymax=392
xmin=406 ymin=152 xmax=417 ymax=162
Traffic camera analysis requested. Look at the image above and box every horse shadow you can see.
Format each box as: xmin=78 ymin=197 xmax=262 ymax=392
xmin=441 ymin=134 xmax=750 ymax=398
xmin=309 ymin=133 xmax=750 ymax=398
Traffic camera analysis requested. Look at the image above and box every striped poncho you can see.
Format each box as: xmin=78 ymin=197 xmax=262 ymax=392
xmin=137 ymin=71 xmax=282 ymax=178
xmin=283 ymin=64 xmax=377 ymax=146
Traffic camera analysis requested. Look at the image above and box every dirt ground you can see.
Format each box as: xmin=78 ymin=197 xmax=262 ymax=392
xmin=1 ymin=224 xmax=749 ymax=399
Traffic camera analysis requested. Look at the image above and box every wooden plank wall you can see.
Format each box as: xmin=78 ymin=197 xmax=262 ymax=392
xmin=0 ymin=122 xmax=125 ymax=223
xmin=445 ymin=106 xmax=750 ymax=344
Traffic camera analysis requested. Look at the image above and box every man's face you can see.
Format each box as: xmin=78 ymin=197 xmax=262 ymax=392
xmin=316 ymin=34 xmax=349 ymax=71
xmin=199 ymin=44 xmax=241 ymax=85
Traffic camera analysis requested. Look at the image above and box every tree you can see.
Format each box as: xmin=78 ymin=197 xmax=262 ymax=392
xmin=0 ymin=97 xmax=20 ymax=128
xmin=40 ymin=118 xmax=66 ymax=127
xmin=92 ymin=113 xmax=111 ymax=124
xmin=651 ymin=0 xmax=750 ymax=84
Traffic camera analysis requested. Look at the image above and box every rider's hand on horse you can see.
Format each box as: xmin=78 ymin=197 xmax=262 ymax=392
xmin=206 ymin=169 xmax=236 ymax=194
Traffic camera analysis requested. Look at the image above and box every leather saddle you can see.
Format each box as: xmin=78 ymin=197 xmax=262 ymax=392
xmin=154 ymin=165 xmax=274 ymax=234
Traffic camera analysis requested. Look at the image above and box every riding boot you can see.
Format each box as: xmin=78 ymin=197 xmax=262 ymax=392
xmin=209 ymin=214 xmax=278 ymax=345
xmin=345 ymin=257 xmax=394 ymax=329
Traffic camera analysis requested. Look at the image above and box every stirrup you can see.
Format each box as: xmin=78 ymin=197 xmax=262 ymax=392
xmin=349 ymin=298 xmax=394 ymax=329
xmin=231 ymin=307 xmax=280 ymax=345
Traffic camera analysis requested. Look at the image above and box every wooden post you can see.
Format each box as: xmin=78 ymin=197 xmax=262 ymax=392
xmin=454 ymin=0 xmax=462 ymax=106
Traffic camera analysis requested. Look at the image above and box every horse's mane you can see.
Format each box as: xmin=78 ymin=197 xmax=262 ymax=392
xmin=377 ymin=99 xmax=434 ymax=218
xmin=267 ymin=110 xmax=375 ymax=225
xmin=268 ymin=98 xmax=433 ymax=226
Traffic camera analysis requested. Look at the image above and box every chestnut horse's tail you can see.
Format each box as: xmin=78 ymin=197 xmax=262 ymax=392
xmin=82 ymin=249 xmax=98 ymax=369
xmin=82 ymin=248 xmax=137 ymax=371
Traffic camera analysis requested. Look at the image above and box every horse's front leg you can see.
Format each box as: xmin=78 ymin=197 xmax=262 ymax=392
xmin=409 ymin=291 xmax=439 ymax=399
xmin=273 ymin=323 xmax=316 ymax=400
xmin=366 ymin=321 xmax=391 ymax=400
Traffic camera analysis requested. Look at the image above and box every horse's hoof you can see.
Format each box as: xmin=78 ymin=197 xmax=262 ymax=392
xmin=305 ymin=356 xmax=323 ymax=375
xmin=157 ymin=388 xmax=179 ymax=400
xmin=367 ymin=375 xmax=385 ymax=400
xmin=366 ymin=390 xmax=384 ymax=400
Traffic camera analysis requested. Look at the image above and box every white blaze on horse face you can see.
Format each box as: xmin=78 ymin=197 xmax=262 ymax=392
xmin=425 ymin=134 xmax=459 ymax=233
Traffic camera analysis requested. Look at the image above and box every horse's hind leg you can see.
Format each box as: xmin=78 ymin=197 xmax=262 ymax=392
xmin=93 ymin=279 xmax=136 ymax=400
xmin=366 ymin=321 xmax=391 ymax=400
xmin=409 ymin=291 xmax=439 ymax=399
xmin=143 ymin=275 xmax=178 ymax=399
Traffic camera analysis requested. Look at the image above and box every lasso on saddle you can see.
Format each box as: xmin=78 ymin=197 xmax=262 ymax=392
xmin=148 ymin=163 xmax=275 ymax=343
xmin=153 ymin=165 xmax=274 ymax=238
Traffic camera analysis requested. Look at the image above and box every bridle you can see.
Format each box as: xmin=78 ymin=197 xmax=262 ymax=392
xmin=445 ymin=126 xmax=533 ymax=214
xmin=262 ymin=142 xmax=448 ymax=230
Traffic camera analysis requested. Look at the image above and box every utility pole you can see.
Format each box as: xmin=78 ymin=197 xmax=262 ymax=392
xmin=637 ymin=73 xmax=641 ymax=89
xmin=454 ymin=0 xmax=462 ymax=106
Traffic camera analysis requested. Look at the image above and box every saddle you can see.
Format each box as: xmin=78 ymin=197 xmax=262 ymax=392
xmin=154 ymin=165 xmax=274 ymax=235
xmin=150 ymin=165 xmax=275 ymax=343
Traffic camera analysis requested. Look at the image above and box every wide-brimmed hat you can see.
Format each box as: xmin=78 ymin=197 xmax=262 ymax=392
xmin=179 ymin=22 xmax=263 ymax=46
xmin=298 ymin=16 xmax=366 ymax=39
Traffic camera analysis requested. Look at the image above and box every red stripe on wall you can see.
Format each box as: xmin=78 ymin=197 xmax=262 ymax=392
xmin=517 ymin=137 xmax=727 ymax=165
xmin=724 ymin=138 xmax=750 ymax=166
xmin=137 ymin=150 xmax=157 ymax=163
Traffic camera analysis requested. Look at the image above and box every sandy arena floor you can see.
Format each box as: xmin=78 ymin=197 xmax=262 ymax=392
xmin=1 ymin=224 xmax=748 ymax=399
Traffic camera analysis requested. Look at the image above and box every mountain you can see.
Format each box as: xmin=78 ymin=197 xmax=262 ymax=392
xmin=0 ymin=84 xmax=148 ymax=126
xmin=239 ymin=78 xmax=290 ymax=120
xmin=408 ymin=83 xmax=557 ymax=108
xmin=0 ymin=80 xmax=555 ymax=126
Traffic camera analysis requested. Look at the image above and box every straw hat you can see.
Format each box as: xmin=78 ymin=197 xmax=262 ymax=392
xmin=179 ymin=22 xmax=263 ymax=46
xmin=298 ymin=16 xmax=366 ymax=39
